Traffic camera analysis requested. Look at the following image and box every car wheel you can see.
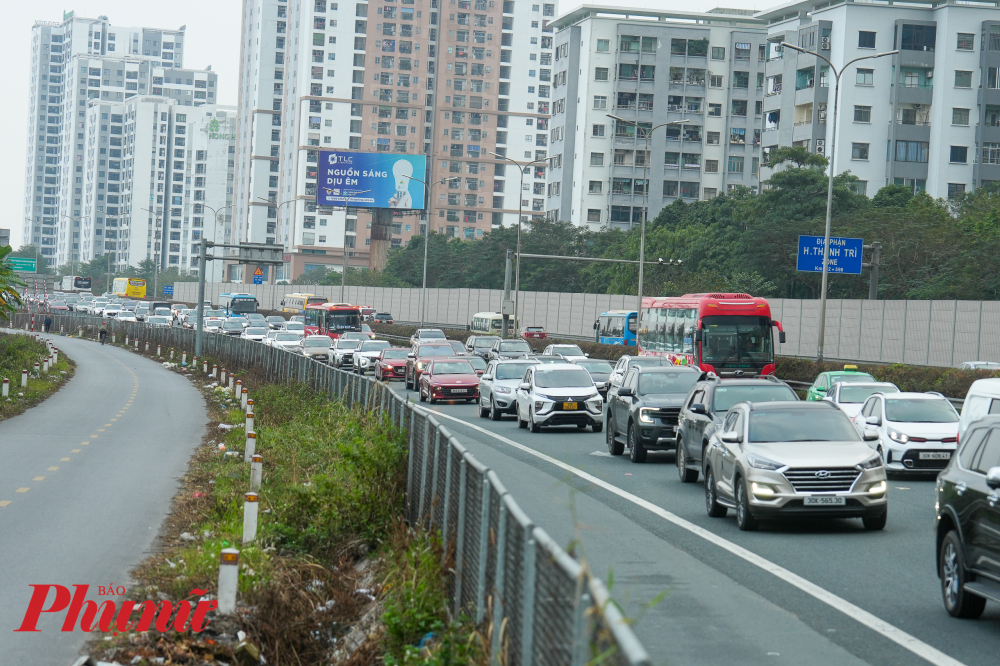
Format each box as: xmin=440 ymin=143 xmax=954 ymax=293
xmin=490 ymin=397 xmax=502 ymax=421
xmin=478 ymin=396 xmax=489 ymax=418
xmin=405 ymin=372 xmax=413 ymax=390
xmin=528 ymin=408 xmax=541 ymax=433
xmin=735 ymin=477 xmax=759 ymax=531
xmin=592 ymin=422 xmax=603 ymax=433
xmin=607 ymin=416 xmax=624 ymax=455
xmin=628 ymin=424 xmax=646 ymax=463
xmin=705 ymin=468 xmax=727 ymax=518
xmin=419 ymin=385 xmax=426 ymax=402
xmin=862 ymin=510 xmax=887 ymax=531
xmin=677 ymin=438 xmax=699 ymax=483
xmin=517 ymin=405 xmax=527 ymax=429
xmin=940 ymin=531 xmax=987 ymax=618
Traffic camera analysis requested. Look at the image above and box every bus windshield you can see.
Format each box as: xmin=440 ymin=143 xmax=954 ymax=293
xmin=231 ymin=298 xmax=257 ymax=313
xmin=700 ymin=316 xmax=774 ymax=370
xmin=327 ymin=312 xmax=362 ymax=330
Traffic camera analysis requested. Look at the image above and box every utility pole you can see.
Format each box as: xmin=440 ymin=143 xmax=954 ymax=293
xmin=864 ymin=241 xmax=882 ymax=300
xmin=502 ymin=250 xmax=513 ymax=339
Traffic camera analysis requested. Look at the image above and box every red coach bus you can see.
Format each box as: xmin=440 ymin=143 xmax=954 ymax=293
xmin=637 ymin=293 xmax=786 ymax=377
xmin=304 ymin=302 xmax=363 ymax=339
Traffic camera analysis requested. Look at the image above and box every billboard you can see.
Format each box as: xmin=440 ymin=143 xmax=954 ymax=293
xmin=317 ymin=151 xmax=427 ymax=210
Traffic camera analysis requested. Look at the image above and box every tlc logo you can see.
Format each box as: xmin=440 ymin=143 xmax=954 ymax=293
xmin=14 ymin=585 xmax=217 ymax=633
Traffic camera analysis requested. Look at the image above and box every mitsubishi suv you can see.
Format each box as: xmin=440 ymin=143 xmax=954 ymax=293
xmin=514 ymin=363 xmax=603 ymax=433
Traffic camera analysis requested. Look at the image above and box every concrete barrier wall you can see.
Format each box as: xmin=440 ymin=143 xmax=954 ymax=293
xmin=172 ymin=283 xmax=996 ymax=367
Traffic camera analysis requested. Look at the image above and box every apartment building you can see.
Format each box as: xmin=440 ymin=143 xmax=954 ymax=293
xmin=546 ymin=7 xmax=767 ymax=230
xmin=234 ymin=0 xmax=552 ymax=282
xmin=23 ymin=12 xmax=192 ymax=268
xmin=757 ymin=0 xmax=1000 ymax=199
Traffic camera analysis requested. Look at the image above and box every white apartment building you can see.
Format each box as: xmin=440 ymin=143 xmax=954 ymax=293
xmin=81 ymin=99 xmax=235 ymax=281
xmin=23 ymin=12 xmax=194 ymax=269
xmin=546 ymin=7 xmax=767 ymax=230
xmin=757 ymin=0 xmax=1000 ymax=199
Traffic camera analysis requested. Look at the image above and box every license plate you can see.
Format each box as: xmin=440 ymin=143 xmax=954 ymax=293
xmin=563 ymin=402 xmax=578 ymax=410
xmin=451 ymin=388 xmax=468 ymax=394
xmin=919 ymin=452 xmax=951 ymax=460
xmin=804 ymin=496 xmax=846 ymax=506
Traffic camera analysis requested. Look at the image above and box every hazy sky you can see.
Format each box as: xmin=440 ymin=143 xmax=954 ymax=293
xmin=2 ymin=0 xmax=761 ymax=249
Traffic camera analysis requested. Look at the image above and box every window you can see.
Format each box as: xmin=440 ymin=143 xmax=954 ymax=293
xmin=955 ymin=70 xmax=972 ymax=88
xmin=858 ymin=31 xmax=875 ymax=49
xmin=706 ymin=131 xmax=720 ymax=145
xmin=849 ymin=181 xmax=868 ymax=196
xmin=731 ymin=100 xmax=747 ymax=116
xmin=708 ymin=103 xmax=721 ymax=117
xmin=705 ymin=159 xmax=719 ymax=173
xmin=856 ymin=68 xmax=873 ymax=85
xmin=895 ymin=140 xmax=929 ymax=163
xmin=854 ymin=105 xmax=871 ymax=123
xmin=663 ymin=181 xmax=678 ymax=197
xmin=596 ymin=39 xmax=609 ymax=52
xmin=595 ymin=67 xmax=608 ymax=81
xmin=728 ymin=155 xmax=744 ymax=173
xmin=950 ymin=146 xmax=968 ymax=164
xmin=587 ymin=209 xmax=601 ymax=222
xmin=730 ymin=127 xmax=746 ymax=144
xmin=948 ymin=183 xmax=967 ymax=198
xmin=592 ymin=124 xmax=605 ymax=137
xmin=711 ymin=47 xmax=725 ymax=60
xmin=590 ymin=152 xmax=604 ymax=166
xmin=957 ymin=33 xmax=974 ymax=51
xmin=851 ymin=143 xmax=869 ymax=160
xmin=900 ymin=24 xmax=936 ymax=52
xmin=984 ymin=143 xmax=1000 ymax=165
xmin=953 ymin=108 xmax=970 ymax=126
xmin=588 ymin=180 xmax=602 ymax=194
xmin=593 ymin=95 xmax=607 ymax=109
xmin=709 ymin=74 xmax=723 ymax=88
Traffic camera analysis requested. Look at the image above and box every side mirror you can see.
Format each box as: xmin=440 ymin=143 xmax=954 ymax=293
xmin=694 ymin=330 xmax=704 ymax=343
xmin=865 ymin=415 xmax=881 ymax=426
xmin=863 ymin=427 xmax=880 ymax=441
xmin=720 ymin=431 xmax=742 ymax=444
xmin=779 ymin=331 xmax=786 ymax=344
xmin=987 ymin=466 xmax=1000 ymax=490
xmin=519 ymin=382 xmax=530 ymax=391
xmin=407 ymin=353 xmax=416 ymax=359
xmin=689 ymin=403 xmax=708 ymax=415
xmin=815 ymin=386 xmax=827 ymax=393
xmin=593 ymin=321 xmax=598 ymax=329
xmin=585 ymin=352 xmax=590 ymax=357
xmin=618 ymin=387 xmax=634 ymax=397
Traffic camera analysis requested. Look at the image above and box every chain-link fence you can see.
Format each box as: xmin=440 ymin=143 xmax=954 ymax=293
xmin=12 ymin=313 xmax=651 ymax=666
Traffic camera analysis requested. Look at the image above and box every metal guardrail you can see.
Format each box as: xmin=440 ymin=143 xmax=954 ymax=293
xmin=17 ymin=312 xmax=651 ymax=666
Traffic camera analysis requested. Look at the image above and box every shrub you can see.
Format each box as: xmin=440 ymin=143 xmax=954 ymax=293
xmin=775 ymin=357 xmax=998 ymax=398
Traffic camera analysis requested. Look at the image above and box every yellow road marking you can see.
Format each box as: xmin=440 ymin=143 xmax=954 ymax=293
xmin=47 ymin=467 xmax=58 ymax=471
xmin=104 ymin=423 xmax=112 ymax=426
xmin=60 ymin=458 xmax=70 ymax=461
xmin=81 ymin=441 xmax=89 ymax=446
xmin=32 ymin=476 xmax=45 ymax=481
xmin=15 ymin=488 xmax=29 ymax=493
xmin=90 ymin=435 xmax=98 ymax=438
xmin=97 ymin=429 xmax=106 ymax=432
xmin=71 ymin=449 xmax=81 ymax=453
xmin=0 ymin=501 xmax=10 ymax=507
xmin=110 ymin=419 xmax=117 ymax=422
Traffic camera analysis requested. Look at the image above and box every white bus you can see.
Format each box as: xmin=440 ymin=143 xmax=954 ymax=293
xmin=60 ymin=276 xmax=93 ymax=292
xmin=469 ymin=311 xmax=518 ymax=335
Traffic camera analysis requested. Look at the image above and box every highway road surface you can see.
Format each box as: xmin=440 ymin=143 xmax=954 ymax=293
xmin=388 ymin=379 xmax=1000 ymax=666
xmin=0 ymin=333 xmax=207 ymax=664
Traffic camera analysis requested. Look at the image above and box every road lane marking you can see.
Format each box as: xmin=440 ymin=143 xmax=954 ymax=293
xmin=47 ymin=467 xmax=58 ymax=471
xmin=60 ymin=458 xmax=70 ymax=462
xmin=589 ymin=450 xmax=612 ymax=457
xmin=15 ymin=488 xmax=29 ymax=493
xmin=419 ymin=406 xmax=968 ymax=666
xmin=71 ymin=449 xmax=81 ymax=453
xmin=0 ymin=501 xmax=10 ymax=507
xmin=80 ymin=442 xmax=89 ymax=446
xmin=110 ymin=419 xmax=117 ymax=422
xmin=104 ymin=423 xmax=112 ymax=426
xmin=32 ymin=477 xmax=45 ymax=481
xmin=90 ymin=435 xmax=98 ymax=438
xmin=97 ymin=429 xmax=106 ymax=432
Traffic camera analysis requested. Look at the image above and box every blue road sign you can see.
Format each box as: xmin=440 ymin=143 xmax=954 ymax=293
xmin=253 ymin=276 xmax=263 ymax=285
xmin=162 ymin=285 xmax=174 ymax=295
xmin=797 ymin=235 xmax=864 ymax=275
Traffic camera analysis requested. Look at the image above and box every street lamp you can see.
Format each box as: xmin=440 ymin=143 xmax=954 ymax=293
xmin=779 ymin=42 xmax=897 ymax=362
xmin=487 ymin=151 xmax=547 ymax=335
xmin=255 ymin=197 xmax=293 ymax=283
xmin=204 ymin=204 xmax=235 ymax=283
xmin=322 ymin=188 xmax=371 ymax=301
xmin=605 ymin=115 xmax=690 ymax=318
xmin=141 ymin=207 xmax=163 ymax=294
xmin=402 ymin=174 xmax=461 ymax=327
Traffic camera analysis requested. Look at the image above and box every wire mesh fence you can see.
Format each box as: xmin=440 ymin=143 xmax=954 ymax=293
xmin=10 ymin=313 xmax=652 ymax=666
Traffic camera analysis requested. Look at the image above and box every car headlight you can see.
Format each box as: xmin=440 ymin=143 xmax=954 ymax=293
xmin=495 ymin=386 xmax=512 ymax=394
xmin=416 ymin=361 xmax=424 ymax=370
xmin=751 ymin=482 xmax=777 ymax=498
xmin=888 ymin=429 xmax=909 ymax=443
xmin=747 ymin=454 xmax=784 ymax=471
xmin=858 ymin=455 xmax=883 ymax=470
xmin=638 ymin=408 xmax=656 ymax=424
xmin=867 ymin=480 xmax=887 ymax=495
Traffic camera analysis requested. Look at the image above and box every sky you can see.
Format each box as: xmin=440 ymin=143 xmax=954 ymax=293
xmin=2 ymin=0 xmax=762 ymax=249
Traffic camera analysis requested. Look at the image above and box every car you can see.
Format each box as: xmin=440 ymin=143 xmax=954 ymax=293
xmin=90 ymin=298 xmax=111 ymax=315
xmin=49 ymin=301 xmax=69 ymax=311
xmin=352 ymin=340 xmax=393 ymax=374
xmin=264 ymin=330 xmax=281 ymax=347
xmin=419 ymin=359 xmax=480 ymax=404
xmin=147 ymin=315 xmax=172 ymax=328
xmin=531 ymin=355 xmax=567 ymax=364
xmin=520 ymin=325 xmax=547 ymax=340
xmin=341 ymin=331 xmax=370 ymax=342
xmin=675 ymin=375 xmax=800 ymax=483
xmin=464 ymin=335 xmax=479 ymax=353
xmin=703 ymin=401 xmax=888 ymax=531
xmin=375 ymin=348 xmax=411 ymax=381
xmin=514 ymin=363 xmax=604 ymax=433
xmin=465 ymin=355 xmax=487 ymax=377
xmin=806 ymin=366 xmax=878 ymax=401
xmin=934 ymin=415 xmax=1000 ymax=619
xmin=540 ymin=343 xmax=589 ymax=362
xmin=447 ymin=340 xmax=469 ymax=356
xmin=332 ymin=338 xmax=364 ymax=367
xmin=410 ymin=328 xmax=447 ymax=345
xmin=102 ymin=305 xmax=123 ymax=318
xmin=608 ymin=355 xmax=671 ymax=389
xmin=117 ymin=312 xmax=137 ymax=323
xmin=477 ymin=359 xmax=540 ymax=420
xmin=271 ymin=332 xmax=303 ymax=351
xmin=571 ymin=359 xmax=614 ymax=399
xmin=282 ymin=321 xmax=306 ymax=336
xmin=824 ymin=381 xmax=900 ymax=419
xmin=120 ymin=301 xmax=138 ymax=312
xmin=246 ymin=312 xmax=267 ymax=324
xmin=606 ymin=366 xmax=702 ymax=463
xmin=957 ymin=378 xmax=1000 ymax=441
xmin=360 ymin=323 xmax=376 ymax=339
xmin=220 ymin=320 xmax=246 ymax=336
xmin=373 ymin=312 xmax=394 ymax=324
xmin=855 ymin=392 xmax=960 ymax=475
xmin=470 ymin=335 xmax=501 ymax=359
xmin=405 ymin=343 xmax=458 ymax=389
xmin=134 ymin=305 xmax=150 ymax=321
xmin=299 ymin=335 xmax=335 ymax=361
xmin=266 ymin=316 xmax=287 ymax=330
xmin=487 ymin=338 xmax=533 ymax=361
xmin=290 ymin=315 xmax=305 ymax=324
xmin=227 ymin=315 xmax=250 ymax=329
xmin=241 ymin=326 xmax=269 ymax=342
xmin=957 ymin=361 xmax=1000 ymax=371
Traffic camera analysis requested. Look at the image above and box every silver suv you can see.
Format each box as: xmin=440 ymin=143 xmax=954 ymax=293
xmin=704 ymin=401 xmax=888 ymax=531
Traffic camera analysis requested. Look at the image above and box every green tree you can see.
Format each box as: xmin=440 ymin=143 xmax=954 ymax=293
xmin=871 ymin=184 xmax=914 ymax=208
xmin=0 ymin=246 xmax=26 ymax=317
xmin=293 ymin=267 xmax=332 ymax=285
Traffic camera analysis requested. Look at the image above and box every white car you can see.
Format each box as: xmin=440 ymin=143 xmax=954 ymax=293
xmin=117 ymin=312 xmax=137 ymax=323
xmin=824 ymin=381 xmax=900 ymax=419
xmin=264 ymin=330 xmax=281 ymax=346
xmin=514 ymin=363 xmax=603 ymax=433
xmin=332 ymin=339 xmax=363 ymax=367
xmin=409 ymin=328 xmax=448 ymax=345
xmin=271 ymin=332 xmax=303 ymax=351
xmin=958 ymin=361 xmax=1000 ymax=371
xmin=282 ymin=321 xmax=306 ymax=336
xmin=102 ymin=305 xmax=123 ymax=318
xmin=89 ymin=299 xmax=111 ymax=315
xmin=855 ymin=392 xmax=960 ymax=475
xmin=478 ymin=359 xmax=540 ymax=420
xmin=241 ymin=326 xmax=269 ymax=342
xmin=147 ymin=316 xmax=172 ymax=328
xmin=540 ymin=343 xmax=589 ymax=362
xmin=352 ymin=340 xmax=393 ymax=374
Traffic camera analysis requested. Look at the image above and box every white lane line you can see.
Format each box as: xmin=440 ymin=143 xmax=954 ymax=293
xmin=419 ymin=405 xmax=967 ymax=666
xmin=589 ymin=450 xmax=612 ymax=457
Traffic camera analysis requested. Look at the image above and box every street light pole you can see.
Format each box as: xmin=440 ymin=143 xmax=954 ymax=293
xmin=402 ymin=174 xmax=460 ymax=327
xmin=141 ymin=207 xmax=163 ymax=294
xmin=487 ymin=152 xmax=547 ymax=335
xmin=59 ymin=214 xmax=82 ymax=277
xmin=254 ymin=198 xmax=292 ymax=284
xmin=780 ymin=43 xmax=897 ymax=362
xmin=204 ymin=204 xmax=235 ymax=285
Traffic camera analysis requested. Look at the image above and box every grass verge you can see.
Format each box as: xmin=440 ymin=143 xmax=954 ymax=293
xmin=0 ymin=332 xmax=75 ymax=421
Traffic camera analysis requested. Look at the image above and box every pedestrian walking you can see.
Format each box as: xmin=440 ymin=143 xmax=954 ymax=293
xmin=43 ymin=315 xmax=52 ymax=333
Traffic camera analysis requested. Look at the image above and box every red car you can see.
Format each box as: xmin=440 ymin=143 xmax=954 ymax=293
xmin=405 ymin=343 xmax=457 ymax=390
xmin=419 ymin=359 xmax=480 ymax=404
xmin=374 ymin=347 xmax=410 ymax=380
xmin=520 ymin=325 xmax=547 ymax=340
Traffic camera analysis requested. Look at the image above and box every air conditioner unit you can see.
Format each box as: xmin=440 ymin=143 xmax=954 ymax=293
xmin=821 ymin=37 xmax=831 ymax=50
xmin=926 ymin=70 xmax=934 ymax=78
xmin=815 ymin=139 xmax=826 ymax=154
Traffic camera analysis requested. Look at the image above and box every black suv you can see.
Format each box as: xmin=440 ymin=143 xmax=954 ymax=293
xmin=675 ymin=375 xmax=799 ymax=483
xmin=935 ymin=415 xmax=1000 ymax=618
xmin=606 ymin=366 xmax=702 ymax=463
xmin=488 ymin=338 xmax=533 ymax=361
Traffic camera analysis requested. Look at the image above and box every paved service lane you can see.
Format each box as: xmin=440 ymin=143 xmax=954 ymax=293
xmin=0 ymin=333 xmax=207 ymax=664
xmin=385 ymin=378 xmax=1000 ymax=666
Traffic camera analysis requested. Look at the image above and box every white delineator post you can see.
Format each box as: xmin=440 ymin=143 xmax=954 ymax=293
xmin=242 ymin=492 xmax=259 ymax=543
xmin=229 ymin=375 xmax=235 ymax=392
xmin=145 ymin=342 xmax=149 ymax=352
xmin=212 ymin=364 xmax=218 ymax=378
xmin=157 ymin=345 xmax=162 ymax=357
xmin=241 ymin=387 xmax=248 ymax=410
xmin=33 ymin=363 xmax=40 ymax=377
xmin=21 ymin=370 xmax=28 ymax=388
xmin=182 ymin=351 xmax=187 ymax=365
xmin=221 ymin=368 xmax=227 ymax=384
xmin=250 ymin=455 xmax=262 ymax=492
xmin=2 ymin=378 xmax=8 ymax=398
xmin=246 ymin=398 xmax=254 ymax=415
xmin=217 ymin=549 xmax=240 ymax=614
xmin=170 ymin=348 xmax=174 ymax=360
xmin=42 ymin=358 xmax=48 ymax=374
xmin=245 ymin=431 xmax=257 ymax=462
xmin=245 ymin=411 xmax=254 ymax=435
xmin=235 ymin=379 xmax=242 ymax=398
xmin=203 ymin=360 xmax=208 ymax=374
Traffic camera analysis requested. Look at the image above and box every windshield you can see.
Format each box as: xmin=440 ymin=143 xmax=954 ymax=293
xmin=155 ymin=309 xmax=170 ymax=315
xmin=276 ymin=333 xmax=299 ymax=341
xmin=526 ymin=326 xmax=544 ymax=332
xmin=839 ymin=385 xmax=899 ymax=403
xmin=304 ymin=337 xmax=332 ymax=347
xmin=231 ymin=299 xmax=256 ymax=313
xmin=382 ymin=350 xmax=410 ymax=359
xmin=467 ymin=357 xmax=487 ymax=369
xmin=830 ymin=372 xmax=876 ymax=385
xmin=474 ymin=337 xmax=500 ymax=349
xmin=336 ymin=340 xmax=362 ymax=349
xmin=418 ymin=330 xmax=446 ymax=339
xmin=701 ymin=316 xmax=774 ymax=369
xmin=247 ymin=314 xmax=265 ymax=321
xmin=285 ymin=323 xmax=305 ymax=331
xmin=535 ymin=368 xmax=594 ymax=389
xmin=245 ymin=327 xmax=268 ymax=335
xmin=552 ymin=345 xmax=585 ymax=356
xmin=267 ymin=317 xmax=285 ymax=323
xmin=361 ymin=341 xmax=391 ymax=351
xmin=886 ymin=398 xmax=958 ymax=423
xmin=639 ymin=371 xmax=700 ymax=395
xmin=432 ymin=361 xmax=476 ymax=375
xmin=713 ymin=385 xmax=798 ymax=412
xmin=748 ymin=409 xmax=860 ymax=443
xmin=496 ymin=364 xmax=534 ymax=380
xmin=361 ymin=324 xmax=372 ymax=332
xmin=328 ymin=313 xmax=362 ymax=330
xmin=576 ymin=360 xmax=613 ymax=373
xmin=418 ymin=345 xmax=455 ymax=357
xmin=206 ymin=310 xmax=225 ymax=318
xmin=223 ymin=322 xmax=243 ymax=330
xmin=148 ymin=317 xmax=169 ymax=324
xmin=500 ymin=341 xmax=531 ymax=352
